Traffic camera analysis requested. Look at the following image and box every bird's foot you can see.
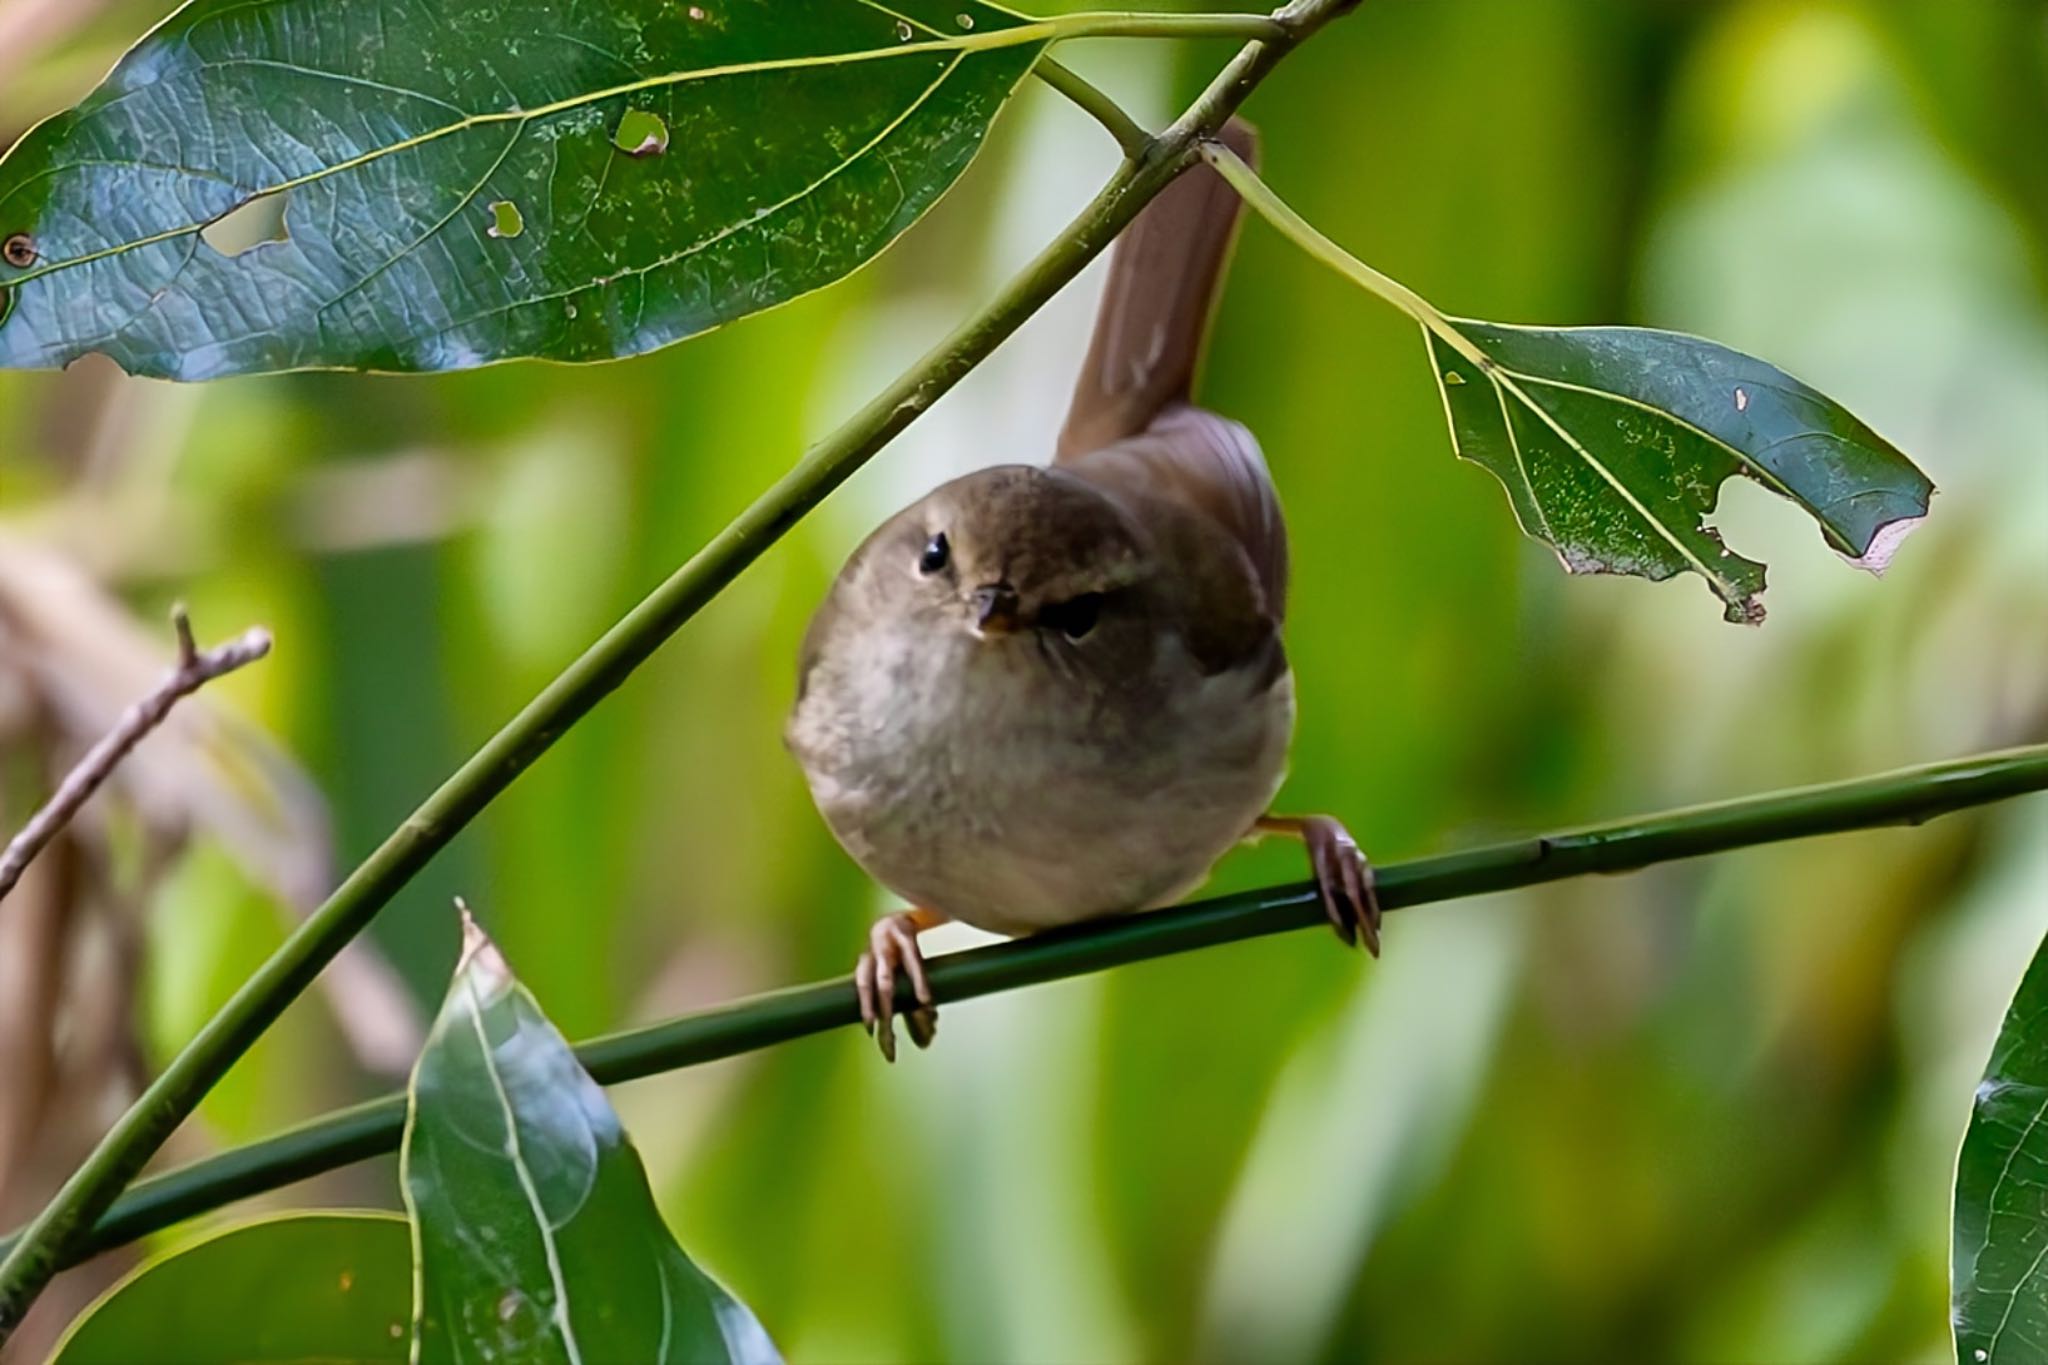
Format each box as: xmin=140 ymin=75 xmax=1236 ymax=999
xmin=1256 ymin=814 xmax=1380 ymax=955
xmin=854 ymin=908 xmax=946 ymax=1062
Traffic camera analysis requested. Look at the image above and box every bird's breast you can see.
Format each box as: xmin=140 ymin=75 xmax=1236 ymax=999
xmin=787 ymin=619 xmax=1292 ymax=935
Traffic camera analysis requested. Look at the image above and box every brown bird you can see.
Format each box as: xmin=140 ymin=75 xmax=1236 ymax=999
xmin=786 ymin=121 xmax=1376 ymax=1060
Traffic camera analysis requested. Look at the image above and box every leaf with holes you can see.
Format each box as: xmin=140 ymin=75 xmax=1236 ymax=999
xmin=0 ymin=0 xmax=1048 ymax=378
xmin=1955 ymin=924 xmax=2048 ymax=1365
xmin=1426 ymin=322 xmax=1933 ymax=623
xmin=404 ymin=911 xmax=778 ymax=1364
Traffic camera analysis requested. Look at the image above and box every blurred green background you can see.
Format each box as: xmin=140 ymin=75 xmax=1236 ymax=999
xmin=3 ymin=0 xmax=2047 ymax=1359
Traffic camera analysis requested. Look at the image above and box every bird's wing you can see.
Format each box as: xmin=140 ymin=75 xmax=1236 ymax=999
xmin=1054 ymin=118 xmax=1288 ymax=625
xmin=1061 ymin=405 xmax=1287 ymax=626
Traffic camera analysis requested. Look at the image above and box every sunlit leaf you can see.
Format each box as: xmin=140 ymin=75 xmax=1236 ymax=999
xmin=1426 ymin=321 xmax=1933 ymax=622
xmin=405 ymin=910 xmax=779 ymax=1364
xmin=1955 ymin=924 xmax=2048 ymax=1365
xmin=0 ymin=0 xmax=1047 ymax=378
xmin=54 ymin=1212 xmax=411 ymax=1364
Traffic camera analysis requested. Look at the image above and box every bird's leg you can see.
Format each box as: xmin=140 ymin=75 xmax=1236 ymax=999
xmin=1255 ymin=814 xmax=1381 ymax=955
xmin=854 ymin=907 xmax=948 ymax=1062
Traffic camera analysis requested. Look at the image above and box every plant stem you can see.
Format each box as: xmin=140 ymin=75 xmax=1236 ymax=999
xmin=1051 ymin=11 xmax=1287 ymax=42
xmin=1198 ymin=139 xmax=1493 ymax=367
xmin=1034 ymin=57 xmax=1153 ymax=157
xmin=0 ymin=0 xmax=1359 ymax=1337
xmin=21 ymin=740 xmax=2048 ymax=1268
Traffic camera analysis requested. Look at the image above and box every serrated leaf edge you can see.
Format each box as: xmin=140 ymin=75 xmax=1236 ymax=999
xmin=1427 ymin=329 xmax=1751 ymax=609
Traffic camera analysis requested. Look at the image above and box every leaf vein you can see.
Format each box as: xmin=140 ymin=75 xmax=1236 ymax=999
xmin=1489 ymin=367 xmax=1737 ymax=596
xmin=1502 ymin=368 xmax=1810 ymax=514
xmin=463 ymin=977 xmax=584 ymax=1365
xmin=312 ymin=121 xmax=525 ymax=323
xmin=192 ymin=56 xmax=473 ymax=117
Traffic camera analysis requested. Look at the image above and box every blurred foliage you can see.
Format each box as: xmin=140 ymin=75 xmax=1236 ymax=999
xmin=2 ymin=0 xmax=2046 ymax=1361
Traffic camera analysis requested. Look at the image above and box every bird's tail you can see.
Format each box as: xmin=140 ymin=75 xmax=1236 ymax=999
xmin=1055 ymin=119 xmax=1258 ymax=461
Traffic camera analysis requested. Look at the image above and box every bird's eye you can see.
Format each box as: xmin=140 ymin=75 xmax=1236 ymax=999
xmin=918 ymin=533 xmax=950 ymax=575
xmin=1040 ymin=592 xmax=1103 ymax=640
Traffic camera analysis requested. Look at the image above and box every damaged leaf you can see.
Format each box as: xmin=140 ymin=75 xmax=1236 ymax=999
xmin=1427 ymin=322 xmax=1933 ymax=622
xmin=1195 ymin=142 xmax=1936 ymax=625
xmin=405 ymin=909 xmax=778 ymax=1364
xmin=0 ymin=0 xmax=1046 ymax=378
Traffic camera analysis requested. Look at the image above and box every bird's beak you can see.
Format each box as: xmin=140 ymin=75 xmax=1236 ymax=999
xmin=972 ymin=583 xmax=1021 ymax=635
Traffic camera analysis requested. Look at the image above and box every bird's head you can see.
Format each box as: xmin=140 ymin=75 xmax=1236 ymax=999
xmin=854 ymin=464 xmax=1150 ymax=648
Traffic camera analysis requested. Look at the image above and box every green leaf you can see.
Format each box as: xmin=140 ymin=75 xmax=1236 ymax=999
xmin=0 ymin=0 xmax=1048 ymax=378
xmin=1194 ymin=143 xmax=1936 ymax=625
xmin=54 ymin=1212 xmax=411 ymax=1364
xmin=404 ymin=910 xmax=778 ymax=1364
xmin=1955 ymin=926 xmax=2048 ymax=1365
xmin=1426 ymin=321 xmax=1934 ymax=623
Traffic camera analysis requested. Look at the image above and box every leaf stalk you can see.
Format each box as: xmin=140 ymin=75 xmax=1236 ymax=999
xmin=1199 ymin=140 xmax=1490 ymax=366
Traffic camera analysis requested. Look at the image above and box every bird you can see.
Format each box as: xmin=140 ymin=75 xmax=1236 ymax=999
xmin=785 ymin=120 xmax=1376 ymax=1061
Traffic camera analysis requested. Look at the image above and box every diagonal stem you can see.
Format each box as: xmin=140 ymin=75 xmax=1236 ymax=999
xmin=0 ymin=0 xmax=1361 ymax=1337
xmin=14 ymin=740 xmax=2047 ymax=1270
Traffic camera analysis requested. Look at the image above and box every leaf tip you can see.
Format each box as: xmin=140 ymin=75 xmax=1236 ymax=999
xmin=1842 ymin=512 xmax=1928 ymax=577
xmin=453 ymin=897 xmax=507 ymax=988
xmin=1721 ymin=594 xmax=1767 ymax=627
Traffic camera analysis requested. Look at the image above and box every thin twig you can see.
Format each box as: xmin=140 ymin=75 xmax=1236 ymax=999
xmin=0 ymin=606 xmax=271 ymax=904
xmin=13 ymin=739 xmax=2047 ymax=1270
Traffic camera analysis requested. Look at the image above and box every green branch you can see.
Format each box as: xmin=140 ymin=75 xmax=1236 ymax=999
xmin=1035 ymin=57 xmax=1153 ymax=157
xmin=0 ymin=0 xmax=1360 ymax=1336
xmin=17 ymin=741 xmax=2047 ymax=1270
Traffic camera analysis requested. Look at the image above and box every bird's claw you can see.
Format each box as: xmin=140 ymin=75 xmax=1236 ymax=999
xmin=855 ymin=911 xmax=938 ymax=1063
xmin=1296 ymin=815 xmax=1380 ymax=955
